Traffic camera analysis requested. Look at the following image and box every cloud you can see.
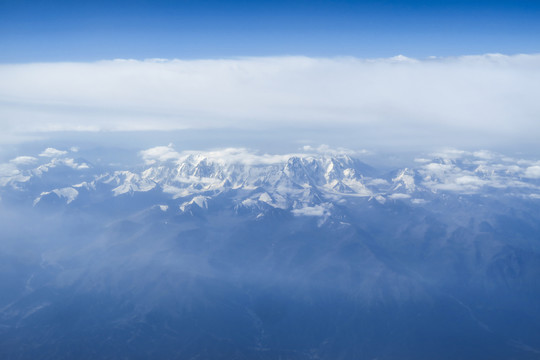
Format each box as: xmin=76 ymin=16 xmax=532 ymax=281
xmin=140 ymin=144 xmax=181 ymax=164
xmin=140 ymin=145 xmax=297 ymax=165
xmin=414 ymin=149 xmax=540 ymax=194
xmin=433 ymin=175 xmax=489 ymax=193
xmin=10 ymin=156 xmax=38 ymax=165
xmin=302 ymin=144 xmax=369 ymax=156
xmin=524 ymin=166 xmax=540 ymax=179
xmin=139 ymin=145 xmax=359 ymax=166
xmin=0 ymin=163 xmax=20 ymax=178
xmin=0 ymin=54 xmax=539 ymax=150
xmin=178 ymin=148 xmax=299 ymax=166
xmin=60 ymin=158 xmax=90 ymax=170
xmin=388 ymin=193 xmax=412 ymax=200
xmin=39 ymin=148 xmax=67 ymax=157
xmin=292 ymin=204 xmax=332 ymax=217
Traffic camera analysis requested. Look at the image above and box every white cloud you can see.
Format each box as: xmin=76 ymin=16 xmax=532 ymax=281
xmin=0 ymin=163 xmax=19 ymax=178
xmin=301 ymin=144 xmax=357 ymax=155
xmin=10 ymin=156 xmax=38 ymax=165
xmin=60 ymin=158 xmax=90 ymax=170
xmin=182 ymin=148 xmax=299 ymax=166
xmin=524 ymin=166 xmax=540 ymax=179
xmin=473 ymin=150 xmax=495 ymax=160
xmin=139 ymin=145 xmax=366 ymax=168
xmin=39 ymin=148 xmax=67 ymax=157
xmin=388 ymin=193 xmax=411 ymax=200
xmin=292 ymin=204 xmax=331 ymax=217
xmin=431 ymin=149 xmax=468 ymax=160
xmin=140 ymin=144 xmax=181 ymax=164
xmin=412 ymin=150 xmax=540 ymax=195
xmin=367 ymin=178 xmax=389 ymax=186
xmin=140 ymin=145 xmax=302 ymax=166
xmin=1 ymin=54 xmax=539 ymax=149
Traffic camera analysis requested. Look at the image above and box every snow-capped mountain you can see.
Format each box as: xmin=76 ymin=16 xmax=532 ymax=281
xmin=2 ymin=145 xmax=539 ymax=214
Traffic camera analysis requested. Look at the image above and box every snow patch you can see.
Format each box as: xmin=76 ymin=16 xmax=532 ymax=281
xmin=34 ymin=187 xmax=79 ymax=205
xmin=180 ymin=196 xmax=209 ymax=211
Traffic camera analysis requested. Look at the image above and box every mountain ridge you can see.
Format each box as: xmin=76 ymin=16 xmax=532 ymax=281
xmin=1 ymin=146 xmax=538 ymax=214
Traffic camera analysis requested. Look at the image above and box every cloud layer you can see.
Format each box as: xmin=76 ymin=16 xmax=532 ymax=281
xmin=1 ymin=54 xmax=539 ymax=149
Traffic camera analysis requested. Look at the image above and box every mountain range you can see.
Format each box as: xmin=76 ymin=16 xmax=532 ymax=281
xmin=1 ymin=145 xmax=540 ymax=359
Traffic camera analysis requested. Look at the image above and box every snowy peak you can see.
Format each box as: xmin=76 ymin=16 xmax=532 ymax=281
xmin=392 ymin=168 xmax=417 ymax=193
xmin=2 ymin=146 xmax=540 ymax=211
xmin=136 ymin=149 xmax=373 ymax=201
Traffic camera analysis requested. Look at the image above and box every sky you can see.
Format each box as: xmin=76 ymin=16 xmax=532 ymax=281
xmin=0 ymin=0 xmax=539 ymax=155
xmin=1 ymin=0 xmax=540 ymax=62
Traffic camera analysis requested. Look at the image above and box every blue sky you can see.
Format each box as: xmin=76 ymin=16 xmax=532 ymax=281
xmin=1 ymin=0 xmax=539 ymax=62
